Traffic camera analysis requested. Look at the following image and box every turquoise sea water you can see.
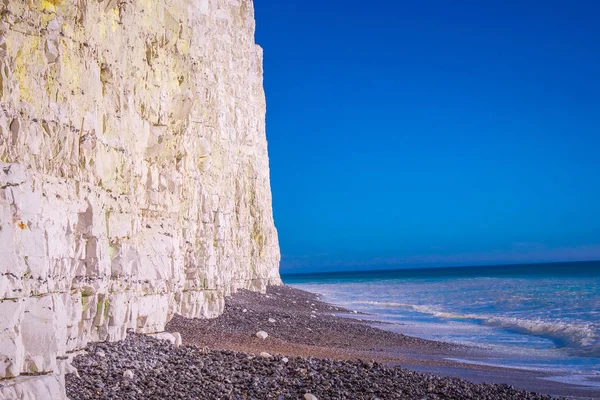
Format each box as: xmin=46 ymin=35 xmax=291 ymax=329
xmin=283 ymin=261 xmax=600 ymax=387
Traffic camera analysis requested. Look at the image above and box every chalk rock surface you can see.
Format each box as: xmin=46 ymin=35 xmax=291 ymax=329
xmin=0 ymin=0 xmax=280 ymax=397
xmin=255 ymin=330 xmax=269 ymax=340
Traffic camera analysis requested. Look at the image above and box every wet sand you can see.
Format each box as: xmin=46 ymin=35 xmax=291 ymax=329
xmin=166 ymin=285 xmax=600 ymax=399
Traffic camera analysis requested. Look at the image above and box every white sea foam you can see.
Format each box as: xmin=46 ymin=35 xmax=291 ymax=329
xmin=541 ymin=374 xmax=600 ymax=389
xmin=353 ymin=300 xmax=599 ymax=355
xmin=290 ymin=264 xmax=600 ymax=376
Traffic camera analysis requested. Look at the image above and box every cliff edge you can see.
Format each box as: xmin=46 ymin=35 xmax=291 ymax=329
xmin=0 ymin=0 xmax=280 ymax=398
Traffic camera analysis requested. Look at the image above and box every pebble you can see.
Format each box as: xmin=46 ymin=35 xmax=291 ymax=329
xmin=268 ymin=318 xmax=276 ymax=323
xmin=96 ymin=350 xmax=106 ymax=358
xmin=65 ymin=329 xmax=556 ymax=400
xmin=255 ymin=330 xmax=268 ymax=340
xmin=259 ymin=352 xmax=272 ymax=358
xmin=304 ymin=394 xmax=318 ymax=400
xmin=69 ymin=287 xmax=560 ymax=400
xmin=242 ymin=309 xmax=247 ymax=313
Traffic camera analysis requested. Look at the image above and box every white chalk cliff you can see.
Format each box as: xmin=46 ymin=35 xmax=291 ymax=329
xmin=0 ymin=0 xmax=280 ymax=398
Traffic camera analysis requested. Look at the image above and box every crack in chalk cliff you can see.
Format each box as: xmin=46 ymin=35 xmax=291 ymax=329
xmin=0 ymin=182 xmax=22 ymax=189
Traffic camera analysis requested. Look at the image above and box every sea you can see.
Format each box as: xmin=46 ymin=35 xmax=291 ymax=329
xmin=283 ymin=261 xmax=600 ymax=388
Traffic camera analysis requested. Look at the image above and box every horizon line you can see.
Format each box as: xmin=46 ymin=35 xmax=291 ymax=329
xmin=280 ymin=258 xmax=600 ymax=276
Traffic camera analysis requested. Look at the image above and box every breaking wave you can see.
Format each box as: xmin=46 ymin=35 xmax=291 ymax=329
xmin=355 ymin=301 xmax=600 ymax=356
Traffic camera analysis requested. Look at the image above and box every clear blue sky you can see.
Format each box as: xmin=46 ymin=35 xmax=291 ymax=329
xmin=253 ymin=0 xmax=600 ymax=273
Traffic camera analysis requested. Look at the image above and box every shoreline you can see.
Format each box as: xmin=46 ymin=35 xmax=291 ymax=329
xmin=166 ymin=285 xmax=599 ymax=399
xmin=65 ymin=285 xmax=599 ymax=399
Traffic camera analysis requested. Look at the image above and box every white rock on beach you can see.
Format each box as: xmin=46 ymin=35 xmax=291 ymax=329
xmin=282 ymin=357 xmax=289 ymax=363
xmin=256 ymin=331 xmax=269 ymax=340
xmin=123 ymin=370 xmax=134 ymax=380
xmin=172 ymin=332 xmax=183 ymax=348
xmin=304 ymin=394 xmax=318 ymax=400
xmin=96 ymin=350 xmax=106 ymax=358
xmin=259 ymin=352 xmax=272 ymax=358
xmin=268 ymin=318 xmax=276 ymax=323
xmin=148 ymin=332 xmax=182 ymax=347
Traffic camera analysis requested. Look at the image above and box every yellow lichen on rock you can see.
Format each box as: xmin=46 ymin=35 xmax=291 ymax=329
xmin=15 ymin=37 xmax=42 ymax=103
xmin=41 ymin=0 xmax=61 ymax=13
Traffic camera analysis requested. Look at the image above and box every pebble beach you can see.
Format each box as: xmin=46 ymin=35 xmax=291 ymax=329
xmin=64 ymin=286 xmax=591 ymax=399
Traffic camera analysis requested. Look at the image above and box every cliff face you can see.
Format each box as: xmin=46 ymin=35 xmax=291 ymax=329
xmin=0 ymin=0 xmax=280 ymax=397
